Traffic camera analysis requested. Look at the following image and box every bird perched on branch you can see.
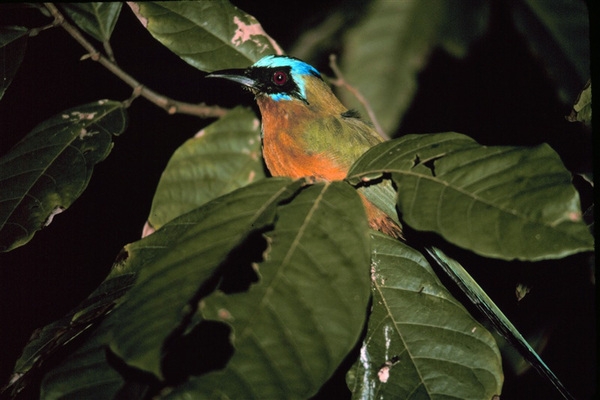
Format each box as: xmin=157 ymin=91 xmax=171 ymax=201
xmin=207 ymin=55 xmax=402 ymax=239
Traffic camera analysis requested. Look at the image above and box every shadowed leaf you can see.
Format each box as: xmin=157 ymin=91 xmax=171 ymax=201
xmin=510 ymin=0 xmax=589 ymax=103
xmin=13 ymin=176 xmax=278 ymax=398
xmin=108 ymin=178 xmax=303 ymax=378
xmin=59 ymin=3 xmax=122 ymax=42
xmin=0 ymin=100 xmax=127 ymax=252
xmin=339 ymin=0 xmax=489 ymax=134
xmin=0 ymin=26 xmax=28 ymax=100
xmin=39 ymin=318 xmax=125 ymax=400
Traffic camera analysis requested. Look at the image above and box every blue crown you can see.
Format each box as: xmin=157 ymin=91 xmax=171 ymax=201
xmin=253 ymin=55 xmax=321 ymax=79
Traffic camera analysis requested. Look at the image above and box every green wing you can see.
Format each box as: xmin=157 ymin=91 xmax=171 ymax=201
xmin=303 ymin=113 xmax=383 ymax=170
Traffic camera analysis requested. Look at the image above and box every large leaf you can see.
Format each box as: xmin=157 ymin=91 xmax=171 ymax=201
xmin=148 ymin=106 xmax=265 ymax=230
xmin=347 ymin=233 xmax=503 ymax=399
xmin=59 ymin=3 xmax=122 ymax=43
xmin=128 ymin=1 xmax=282 ymax=72
xmin=510 ymin=0 xmax=589 ymax=103
xmin=347 ymin=132 xmax=593 ymax=260
xmin=0 ymin=100 xmax=127 ymax=252
xmin=0 ymin=26 xmax=28 ymax=100
xmin=10 ymin=197 xmax=224 ymax=383
xmin=164 ymin=181 xmax=371 ymax=399
xmin=14 ymin=177 xmax=267 ymax=398
xmin=40 ymin=318 xmax=125 ymax=400
xmin=108 ymin=178 xmax=303 ymax=378
xmin=437 ymin=0 xmax=491 ymax=58
xmin=339 ymin=0 xmax=489 ymax=134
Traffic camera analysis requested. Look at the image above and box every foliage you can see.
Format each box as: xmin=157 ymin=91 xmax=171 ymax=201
xmin=0 ymin=1 xmax=592 ymax=400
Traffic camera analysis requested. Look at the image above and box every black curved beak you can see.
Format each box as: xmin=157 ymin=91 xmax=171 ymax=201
xmin=206 ymin=69 xmax=257 ymax=89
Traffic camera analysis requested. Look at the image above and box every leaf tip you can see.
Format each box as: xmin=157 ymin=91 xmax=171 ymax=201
xmin=127 ymin=2 xmax=148 ymax=28
xmin=142 ymin=221 xmax=155 ymax=238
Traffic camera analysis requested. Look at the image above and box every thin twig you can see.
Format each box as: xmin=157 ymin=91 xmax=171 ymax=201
xmin=102 ymin=40 xmax=116 ymax=63
xmin=328 ymin=54 xmax=389 ymax=140
xmin=28 ymin=19 xmax=62 ymax=37
xmin=43 ymin=3 xmax=228 ymax=119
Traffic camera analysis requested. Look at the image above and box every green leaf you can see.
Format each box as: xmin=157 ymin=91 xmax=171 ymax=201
xmin=427 ymin=247 xmax=573 ymax=399
xmin=347 ymin=132 xmax=593 ymax=260
xmin=108 ymin=178 xmax=303 ymax=378
xmin=148 ymin=106 xmax=265 ymax=230
xmin=437 ymin=0 xmax=490 ymax=58
xmin=40 ymin=318 xmax=125 ymax=400
xmin=567 ymin=80 xmax=591 ymax=127
xmin=0 ymin=26 xmax=28 ymax=100
xmin=11 ymin=201 xmax=211 ymax=383
xmin=3 ymin=268 xmax=135 ymax=398
xmin=128 ymin=1 xmax=282 ymax=72
xmin=0 ymin=100 xmax=127 ymax=252
xmin=164 ymin=181 xmax=371 ymax=399
xmin=510 ymin=0 xmax=589 ymax=103
xmin=339 ymin=0 xmax=489 ymax=134
xmin=11 ymin=183 xmax=246 ymax=397
xmin=346 ymin=233 xmax=503 ymax=399
xmin=59 ymin=3 xmax=122 ymax=42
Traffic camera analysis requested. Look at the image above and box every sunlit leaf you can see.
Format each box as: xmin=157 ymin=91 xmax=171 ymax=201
xmin=148 ymin=107 xmax=265 ymax=230
xmin=0 ymin=26 xmax=28 ymax=100
xmin=108 ymin=178 xmax=303 ymax=378
xmin=0 ymin=100 xmax=127 ymax=252
xmin=346 ymin=233 xmax=503 ymax=399
xmin=128 ymin=1 xmax=282 ymax=72
xmin=59 ymin=3 xmax=122 ymax=42
xmin=347 ymin=132 xmax=593 ymax=260
xmin=164 ymin=181 xmax=371 ymax=399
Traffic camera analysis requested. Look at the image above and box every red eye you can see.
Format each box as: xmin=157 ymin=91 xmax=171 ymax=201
xmin=272 ymin=71 xmax=288 ymax=85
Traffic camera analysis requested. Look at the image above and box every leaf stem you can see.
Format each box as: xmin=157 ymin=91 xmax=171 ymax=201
xmin=43 ymin=3 xmax=228 ymax=119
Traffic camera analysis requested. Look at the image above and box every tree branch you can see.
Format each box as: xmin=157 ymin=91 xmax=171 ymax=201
xmin=43 ymin=3 xmax=228 ymax=119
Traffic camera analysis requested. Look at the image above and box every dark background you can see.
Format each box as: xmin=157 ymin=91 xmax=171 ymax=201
xmin=0 ymin=1 xmax=595 ymax=399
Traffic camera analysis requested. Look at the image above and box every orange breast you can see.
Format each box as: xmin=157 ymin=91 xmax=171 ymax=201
xmin=257 ymin=96 xmax=347 ymax=181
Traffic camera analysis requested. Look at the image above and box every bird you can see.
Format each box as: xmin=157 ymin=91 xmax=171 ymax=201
xmin=207 ymin=55 xmax=402 ymax=239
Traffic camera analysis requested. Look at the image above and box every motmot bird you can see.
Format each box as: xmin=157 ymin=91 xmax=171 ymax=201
xmin=207 ymin=55 xmax=402 ymax=239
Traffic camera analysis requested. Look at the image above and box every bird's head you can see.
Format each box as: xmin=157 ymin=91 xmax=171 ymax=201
xmin=206 ymin=55 xmax=324 ymax=105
